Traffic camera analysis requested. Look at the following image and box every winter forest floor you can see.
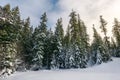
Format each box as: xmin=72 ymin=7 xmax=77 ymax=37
xmin=2 ymin=57 xmax=120 ymax=80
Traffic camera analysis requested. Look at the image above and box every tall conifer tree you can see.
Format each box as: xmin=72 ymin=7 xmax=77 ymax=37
xmin=99 ymin=15 xmax=111 ymax=62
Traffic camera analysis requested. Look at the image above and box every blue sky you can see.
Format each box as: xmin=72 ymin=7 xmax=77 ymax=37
xmin=1 ymin=0 xmax=120 ymax=40
xmin=0 ymin=0 xmax=61 ymax=28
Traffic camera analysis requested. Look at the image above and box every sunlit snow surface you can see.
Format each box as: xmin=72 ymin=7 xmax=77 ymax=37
xmin=4 ymin=58 xmax=120 ymax=80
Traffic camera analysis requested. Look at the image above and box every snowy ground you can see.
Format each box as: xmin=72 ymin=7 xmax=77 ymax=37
xmin=3 ymin=58 xmax=120 ymax=80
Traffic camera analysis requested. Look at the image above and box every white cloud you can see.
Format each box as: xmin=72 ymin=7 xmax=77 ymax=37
xmin=18 ymin=0 xmax=53 ymax=26
xmin=54 ymin=0 xmax=120 ymax=41
xmin=0 ymin=0 xmax=53 ymax=26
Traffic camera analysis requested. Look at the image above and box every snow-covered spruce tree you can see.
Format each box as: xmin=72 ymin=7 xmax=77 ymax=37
xmin=50 ymin=38 xmax=62 ymax=69
xmin=51 ymin=18 xmax=65 ymax=69
xmin=44 ymin=29 xmax=55 ymax=69
xmin=63 ymin=25 xmax=71 ymax=69
xmin=110 ymin=38 xmax=117 ymax=57
xmin=69 ymin=10 xmax=79 ymax=68
xmin=32 ymin=30 xmax=45 ymax=70
xmin=40 ymin=13 xmax=55 ymax=69
xmin=99 ymin=15 xmax=111 ymax=62
xmin=68 ymin=11 xmax=88 ymax=68
xmin=11 ymin=6 xmax=34 ymax=71
xmin=90 ymin=26 xmax=103 ymax=65
xmin=0 ymin=43 xmax=17 ymax=75
xmin=77 ymin=15 xmax=89 ymax=68
xmin=0 ymin=4 xmax=20 ymax=75
xmin=73 ymin=44 xmax=87 ymax=68
xmin=31 ymin=13 xmax=47 ymax=70
xmin=69 ymin=11 xmax=78 ymax=44
xmin=112 ymin=18 xmax=120 ymax=57
xmin=20 ymin=17 xmax=33 ymax=70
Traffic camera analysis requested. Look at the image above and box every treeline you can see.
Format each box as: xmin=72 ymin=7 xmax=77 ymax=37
xmin=0 ymin=4 xmax=120 ymax=75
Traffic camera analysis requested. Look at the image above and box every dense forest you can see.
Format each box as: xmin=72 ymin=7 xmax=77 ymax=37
xmin=0 ymin=4 xmax=120 ymax=76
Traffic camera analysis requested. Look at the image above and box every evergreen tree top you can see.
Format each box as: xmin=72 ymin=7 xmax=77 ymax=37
xmin=38 ymin=12 xmax=47 ymax=34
